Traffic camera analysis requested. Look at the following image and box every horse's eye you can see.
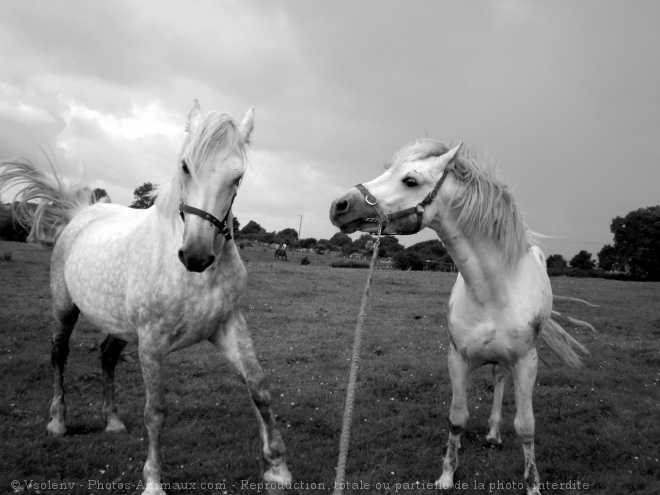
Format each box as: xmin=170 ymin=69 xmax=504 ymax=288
xmin=181 ymin=160 xmax=190 ymax=175
xmin=403 ymin=177 xmax=417 ymax=187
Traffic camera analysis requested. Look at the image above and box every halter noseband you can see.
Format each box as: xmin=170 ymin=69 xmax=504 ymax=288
xmin=354 ymin=167 xmax=451 ymax=235
xmin=179 ymin=193 xmax=236 ymax=241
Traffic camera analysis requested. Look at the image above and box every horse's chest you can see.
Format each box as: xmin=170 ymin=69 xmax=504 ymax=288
xmin=448 ymin=303 xmax=539 ymax=368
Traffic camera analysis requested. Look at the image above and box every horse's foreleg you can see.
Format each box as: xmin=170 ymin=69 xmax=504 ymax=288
xmin=436 ymin=344 xmax=470 ymax=490
xmin=212 ymin=314 xmax=291 ymax=492
xmin=512 ymin=349 xmax=541 ymax=495
xmin=486 ymin=364 xmax=509 ymax=446
xmin=101 ymin=335 xmax=128 ymax=433
xmin=47 ymin=305 xmax=79 ymax=436
xmin=138 ymin=341 xmax=167 ymax=495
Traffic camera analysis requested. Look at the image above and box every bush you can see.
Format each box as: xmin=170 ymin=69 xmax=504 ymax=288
xmin=1 ymin=251 xmax=12 ymax=261
xmin=546 ymin=266 xmax=639 ymax=281
xmin=0 ymin=204 xmax=29 ymax=242
xmin=330 ymin=260 xmax=369 ymax=269
xmin=393 ymin=251 xmax=424 ymax=271
xmin=300 ymin=256 xmax=310 ymax=266
xmin=423 ymin=260 xmax=456 ymax=272
xmin=298 ymin=238 xmax=317 ymax=249
xmin=342 ymin=245 xmax=358 ymax=255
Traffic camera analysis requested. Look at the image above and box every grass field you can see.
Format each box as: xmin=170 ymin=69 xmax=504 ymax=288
xmin=1 ymin=240 xmax=659 ymax=495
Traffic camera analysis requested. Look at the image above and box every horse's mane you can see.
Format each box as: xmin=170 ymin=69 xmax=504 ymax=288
xmin=154 ymin=111 xmax=249 ymax=226
xmin=390 ymin=139 xmax=532 ymax=267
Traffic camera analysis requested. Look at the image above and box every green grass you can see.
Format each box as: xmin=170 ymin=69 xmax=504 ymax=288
xmin=1 ymin=241 xmax=659 ymax=494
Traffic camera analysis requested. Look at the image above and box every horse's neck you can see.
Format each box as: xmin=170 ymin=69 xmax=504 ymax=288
xmin=430 ymin=216 xmax=512 ymax=306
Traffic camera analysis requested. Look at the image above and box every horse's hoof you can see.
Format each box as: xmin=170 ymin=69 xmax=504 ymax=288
xmin=105 ymin=417 xmax=127 ymax=433
xmin=47 ymin=420 xmax=67 ymax=437
xmin=141 ymin=488 xmax=167 ymax=495
xmin=435 ymin=474 xmax=454 ymax=490
xmin=264 ymin=462 xmax=292 ymax=494
xmin=485 ymin=434 xmax=502 ymax=449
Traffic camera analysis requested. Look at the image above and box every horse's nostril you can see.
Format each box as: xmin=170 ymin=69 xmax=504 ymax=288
xmin=178 ymin=249 xmax=186 ymax=265
xmin=336 ymin=200 xmax=349 ymax=213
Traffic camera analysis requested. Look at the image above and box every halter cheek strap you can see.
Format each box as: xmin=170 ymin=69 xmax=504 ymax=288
xmin=355 ymin=184 xmax=390 ymax=232
xmin=179 ymin=193 xmax=236 ymax=241
xmin=355 ymin=167 xmax=451 ymax=235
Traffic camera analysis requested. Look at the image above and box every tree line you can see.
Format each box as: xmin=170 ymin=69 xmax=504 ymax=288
xmin=2 ymin=180 xmax=658 ymax=280
xmin=544 ymin=206 xmax=660 ymax=280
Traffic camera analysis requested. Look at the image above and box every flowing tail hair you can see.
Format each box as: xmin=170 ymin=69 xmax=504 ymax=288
xmin=539 ymin=296 xmax=597 ymax=368
xmin=0 ymin=156 xmax=100 ymax=246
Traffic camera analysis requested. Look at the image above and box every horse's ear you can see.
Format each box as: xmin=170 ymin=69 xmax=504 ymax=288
xmin=431 ymin=142 xmax=463 ymax=169
xmin=444 ymin=143 xmax=463 ymax=164
xmin=186 ymin=99 xmax=202 ymax=133
xmin=240 ymin=107 xmax=255 ymax=143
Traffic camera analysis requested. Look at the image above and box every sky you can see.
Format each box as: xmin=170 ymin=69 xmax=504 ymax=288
xmin=0 ymin=0 xmax=658 ymax=260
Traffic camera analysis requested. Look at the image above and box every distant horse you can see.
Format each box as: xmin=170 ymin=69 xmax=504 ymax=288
xmin=0 ymin=101 xmax=291 ymax=495
xmin=275 ymin=246 xmax=288 ymax=260
xmin=330 ymin=139 xmax=594 ymax=495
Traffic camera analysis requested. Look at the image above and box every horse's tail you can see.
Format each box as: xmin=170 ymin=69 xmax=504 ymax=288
xmin=0 ymin=157 xmax=96 ymax=246
xmin=552 ymin=295 xmax=599 ymax=308
xmin=539 ymin=296 xmax=597 ymax=368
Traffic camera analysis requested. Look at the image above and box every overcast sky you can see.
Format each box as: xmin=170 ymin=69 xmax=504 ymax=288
xmin=1 ymin=0 xmax=658 ymax=259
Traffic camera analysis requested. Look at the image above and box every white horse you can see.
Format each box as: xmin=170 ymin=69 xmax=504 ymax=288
xmin=329 ymin=139 xmax=594 ymax=495
xmin=0 ymin=101 xmax=291 ymax=495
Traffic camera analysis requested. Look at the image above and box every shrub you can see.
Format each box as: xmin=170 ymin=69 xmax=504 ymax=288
xmin=423 ymin=260 xmax=456 ymax=272
xmin=298 ymin=238 xmax=317 ymax=249
xmin=1 ymin=251 xmax=12 ymax=261
xmin=546 ymin=266 xmax=639 ymax=281
xmin=300 ymin=256 xmax=310 ymax=266
xmin=330 ymin=260 xmax=369 ymax=269
xmin=393 ymin=251 xmax=424 ymax=271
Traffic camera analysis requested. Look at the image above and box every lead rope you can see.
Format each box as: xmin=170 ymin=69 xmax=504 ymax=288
xmin=332 ymin=225 xmax=382 ymax=495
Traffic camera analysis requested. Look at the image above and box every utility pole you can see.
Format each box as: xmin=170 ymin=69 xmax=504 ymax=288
xmin=298 ymin=215 xmax=303 ymax=238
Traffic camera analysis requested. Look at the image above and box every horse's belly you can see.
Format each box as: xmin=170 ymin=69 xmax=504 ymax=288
xmin=65 ymin=263 xmax=134 ymax=336
xmin=61 ymin=215 xmax=137 ymax=335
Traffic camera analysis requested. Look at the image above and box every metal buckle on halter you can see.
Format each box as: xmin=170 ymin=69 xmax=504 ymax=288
xmin=365 ymin=194 xmax=378 ymax=206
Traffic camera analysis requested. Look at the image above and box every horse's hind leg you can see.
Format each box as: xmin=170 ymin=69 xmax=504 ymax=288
xmin=101 ymin=335 xmax=128 ymax=433
xmin=212 ymin=313 xmax=291 ymax=491
xmin=436 ymin=344 xmax=470 ymax=490
xmin=512 ymin=349 xmax=541 ymax=495
xmin=486 ymin=364 xmax=509 ymax=446
xmin=47 ymin=302 xmax=79 ymax=436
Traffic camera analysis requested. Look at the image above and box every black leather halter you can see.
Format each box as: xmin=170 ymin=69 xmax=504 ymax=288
xmin=179 ymin=193 xmax=235 ymax=241
xmin=354 ymin=167 xmax=451 ymax=235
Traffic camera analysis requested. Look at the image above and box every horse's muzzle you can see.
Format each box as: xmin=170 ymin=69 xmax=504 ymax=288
xmin=330 ymin=190 xmax=381 ymax=234
xmin=178 ymin=248 xmax=215 ymax=272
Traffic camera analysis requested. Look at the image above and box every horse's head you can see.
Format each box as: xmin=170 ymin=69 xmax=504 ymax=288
xmin=176 ymin=100 xmax=253 ymax=272
xmin=330 ymin=141 xmax=463 ymax=236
